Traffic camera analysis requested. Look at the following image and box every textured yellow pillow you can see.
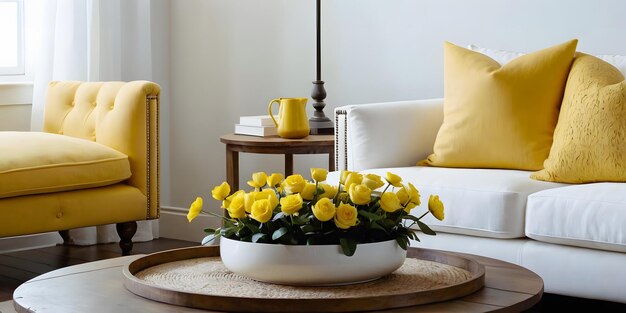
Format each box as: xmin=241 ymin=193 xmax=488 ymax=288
xmin=421 ymin=40 xmax=578 ymax=170
xmin=532 ymin=54 xmax=626 ymax=183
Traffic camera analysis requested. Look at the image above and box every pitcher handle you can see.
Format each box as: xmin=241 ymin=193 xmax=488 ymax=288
xmin=268 ymin=98 xmax=281 ymax=127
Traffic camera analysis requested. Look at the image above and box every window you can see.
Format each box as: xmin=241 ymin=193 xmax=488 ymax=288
xmin=0 ymin=0 xmax=24 ymax=76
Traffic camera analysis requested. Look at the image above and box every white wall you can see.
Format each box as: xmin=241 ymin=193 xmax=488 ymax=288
xmin=166 ymin=0 xmax=626 ymax=236
xmin=150 ymin=0 xmax=172 ymax=207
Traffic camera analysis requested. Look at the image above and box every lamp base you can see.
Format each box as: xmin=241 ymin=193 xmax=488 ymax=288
xmin=309 ymin=120 xmax=334 ymax=135
xmin=310 ymin=80 xmax=333 ymax=135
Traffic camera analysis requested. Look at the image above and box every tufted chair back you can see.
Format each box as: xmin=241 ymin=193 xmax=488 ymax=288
xmin=42 ymin=81 xmax=160 ymax=219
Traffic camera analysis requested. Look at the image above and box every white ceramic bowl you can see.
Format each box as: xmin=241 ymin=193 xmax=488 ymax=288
xmin=220 ymin=237 xmax=407 ymax=286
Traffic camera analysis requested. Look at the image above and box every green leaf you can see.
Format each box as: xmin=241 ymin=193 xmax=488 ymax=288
xmin=201 ymin=233 xmax=219 ymax=245
xmin=272 ymin=212 xmax=285 ymax=221
xmin=358 ymin=210 xmax=383 ymax=221
xmin=291 ymin=214 xmax=308 ymax=226
xmin=339 ymin=237 xmax=357 ymax=256
xmin=300 ymin=224 xmax=317 ymax=234
xmin=285 ymin=235 xmax=299 ymax=245
xmin=251 ymin=233 xmax=268 ymax=243
xmin=370 ymin=222 xmax=388 ymax=233
xmin=396 ymin=227 xmax=409 ymax=236
xmin=222 ymin=226 xmax=237 ymax=238
xmin=272 ymin=227 xmax=289 ymax=241
xmin=240 ymin=219 xmax=260 ymax=233
xmin=417 ymin=220 xmax=436 ymax=235
xmin=380 ymin=218 xmax=396 ymax=229
xmin=395 ymin=236 xmax=408 ymax=250
xmin=223 ymin=220 xmax=235 ymax=229
xmin=203 ymin=228 xmax=217 ymax=234
xmin=409 ymin=229 xmax=421 ymax=242
xmin=306 ymin=236 xmax=324 ymax=245
xmin=402 ymin=214 xmax=421 ymax=222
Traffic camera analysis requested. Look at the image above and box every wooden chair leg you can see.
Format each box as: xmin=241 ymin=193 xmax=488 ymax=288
xmin=116 ymin=221 xmax=137 ymax=256
xmin=58 ymin=230 xmax=70 ymax=245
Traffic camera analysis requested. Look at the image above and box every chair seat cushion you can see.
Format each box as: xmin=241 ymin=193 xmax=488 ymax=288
xmin=0 ymin=132 xmax=131 ymax=198
xmin=526 ymin=183 xmax=626 ymax=253
xmin=331 ymin=166 xmax=565 ymax=238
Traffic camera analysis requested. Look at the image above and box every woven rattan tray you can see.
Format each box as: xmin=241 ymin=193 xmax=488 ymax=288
xmin=123 ymin=245 xmax=485 ymax=312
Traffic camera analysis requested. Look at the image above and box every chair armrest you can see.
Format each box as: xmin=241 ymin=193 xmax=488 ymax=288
xmin=334 ymin=98 xmax=443 ymax=171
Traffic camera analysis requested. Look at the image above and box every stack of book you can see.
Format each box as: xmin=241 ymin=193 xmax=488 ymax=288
xmin=234 ymin=115 xmax=278 ymax=137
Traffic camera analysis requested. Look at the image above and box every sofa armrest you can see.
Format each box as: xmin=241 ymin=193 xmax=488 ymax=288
xmin=43 ymin=81 xmax=160 ymax=219
xmin=334 ymin=98 xmax=443 ymax=171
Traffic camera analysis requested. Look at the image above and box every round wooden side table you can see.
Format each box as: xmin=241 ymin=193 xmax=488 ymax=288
xmin=220 ymin=134 xmax=335 ymax=190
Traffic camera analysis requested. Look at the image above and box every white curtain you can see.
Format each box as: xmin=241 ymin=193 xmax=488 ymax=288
xmin=31 ymin=0 xmax=159 ymax=245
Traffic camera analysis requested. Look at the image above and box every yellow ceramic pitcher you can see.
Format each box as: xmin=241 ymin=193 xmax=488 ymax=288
xmin=268 ymin=98 xmax=310 ymax=139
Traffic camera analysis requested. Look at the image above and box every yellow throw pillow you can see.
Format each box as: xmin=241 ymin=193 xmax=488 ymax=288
xmin=532 ymin=53 xmax=626 ymax=183
xmin=421 ymin=39 xmax=578 ymax=170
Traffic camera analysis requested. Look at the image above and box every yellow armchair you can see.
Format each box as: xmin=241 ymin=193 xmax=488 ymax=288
xmin=0 ymin=81 xmax=159 ymax=255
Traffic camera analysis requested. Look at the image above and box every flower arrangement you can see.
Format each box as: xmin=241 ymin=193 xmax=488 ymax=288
xmin=187 ymin=168 xmax=444 ymax=256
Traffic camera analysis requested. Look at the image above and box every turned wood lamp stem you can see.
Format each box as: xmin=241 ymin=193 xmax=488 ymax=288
xmin=310 ymin=0 xmax=334 ymax=134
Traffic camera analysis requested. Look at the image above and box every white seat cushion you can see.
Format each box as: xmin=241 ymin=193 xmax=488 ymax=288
xmin=330 ymin=166 xmax=564 ymax=238
xmin=526 ymin=183 xmax=626 ymax=253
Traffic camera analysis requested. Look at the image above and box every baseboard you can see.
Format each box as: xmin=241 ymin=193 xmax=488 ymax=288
xmin=0 ymin=232 xmax=62 ymax=253
xmin=159 ymin=206 xmax=222 ymax=243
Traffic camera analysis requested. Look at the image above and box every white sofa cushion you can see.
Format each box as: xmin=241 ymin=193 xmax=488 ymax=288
xmin=526 ymin=183 xmax=626 ymax=253
xmin=331 ymin=166 xmax=564 ymax=239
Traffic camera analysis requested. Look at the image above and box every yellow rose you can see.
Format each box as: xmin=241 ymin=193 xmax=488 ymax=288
xmin=396 ymin=187 xmax=409 ymax=205
xmin=336 ymin=192 xmax=350 ymax=204
xmin=344 ymin=173 xmax=363 ymax=190
xmin=404 ymin=202 xmax=417 ymax=213
xmin=243 ymin=192 xmax=255 ymax=213
xmin=300 ymin=182 xmax=317 ymax=201
xmin=385 ymin=172 xmax=403 ymax=187
xmin=362 ymin=173 xmax=385 ymax=190
xmin=211 ymin=182 xmax=230 ymax=201
xmin=187 ymin=197 xmax=203 ymax=222
xmin=348 ymin=184 xmax=371 ymax=205
xmin=280 ymin=194 xmax=303 ymax=215
xmin=428 ymin=195 xmax=445 ymax=221
xmin=227 ymin=193 xmax=246 ymax=219
xmin=319 ymin=183 xmax=338 ymax=199
xmin=221 ymin=190 xmax=244 ymax=209
xmin=334 ymin=203 xmax=358 ymax=229
xmin=380 ymin=192 xmax=402 ymax=213
xmin=254 ymin=189 xmax=278 ymax=209
xmin=283 ymin=174 xmax=306 ymax=194
xmin=339 ymin=171 xmax=354 ymax=185
xmin=267 ymin=173 xmax=284 ymax=188
xmin=407 ymin=183 xmax=421 ymax=205
xmin=250 ymin=199 xmax=273 ymax=223
xmin=247 ymin=172 xmax=268 ymax=189
xmin=313 ymin=198 xmax=336 ymax=222
xmin=311 ymin=167 xmax=328 ymax=182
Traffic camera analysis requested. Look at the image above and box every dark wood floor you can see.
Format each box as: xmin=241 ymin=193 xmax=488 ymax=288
xmin=1 ymin=238 xmax=625 ymax=312
xmin=0 ymin=238 xmax=197 ymax=302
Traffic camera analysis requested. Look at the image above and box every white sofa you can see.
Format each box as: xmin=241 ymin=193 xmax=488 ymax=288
xmin=333 ymin=99 xmax=626 ymax=304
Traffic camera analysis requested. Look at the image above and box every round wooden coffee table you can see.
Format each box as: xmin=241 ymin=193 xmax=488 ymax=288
xmin=12 ymin=248 xmax=542 ymax=312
